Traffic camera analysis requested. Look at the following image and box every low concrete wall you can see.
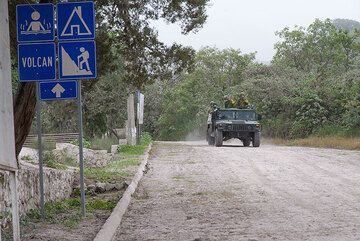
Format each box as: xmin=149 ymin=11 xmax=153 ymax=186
xmin=0 ymin=162 xmax=75 ymax=225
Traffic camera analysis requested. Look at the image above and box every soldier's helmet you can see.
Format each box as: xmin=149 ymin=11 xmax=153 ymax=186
xmin=223 ymin=95 xmax=229 ymax=100
xmin=239 ymin=92 xmax=246 ymax=98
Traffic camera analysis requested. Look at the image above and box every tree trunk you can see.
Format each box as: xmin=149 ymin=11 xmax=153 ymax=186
xmin=13 ymin=82 xmax=37 ymax=158
xmin=13 ymin=0 xmax=50 ymax=159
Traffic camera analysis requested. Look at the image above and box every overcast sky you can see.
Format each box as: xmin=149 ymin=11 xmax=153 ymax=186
xmin=153 ymin=0 xmax=360 ymax=62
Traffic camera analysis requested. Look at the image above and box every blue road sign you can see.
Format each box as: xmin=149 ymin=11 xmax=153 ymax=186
xmin=16 ymin=3 xmax=55 ymax=42
xmin=18 ymin=43 xmax=56 ymax=82
xmin=57 ymin=1 xmax=95 ymax=41
xmin=40 ymin=81 xmax=78 ymax=101
xmin=58 ymin=41 xmax=97 ymax=80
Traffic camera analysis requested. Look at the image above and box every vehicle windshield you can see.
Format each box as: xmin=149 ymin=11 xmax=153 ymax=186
xmin=217 ymin=110 xmax=256 ymax=120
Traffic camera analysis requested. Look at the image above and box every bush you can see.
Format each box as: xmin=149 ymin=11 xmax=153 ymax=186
xmin=43 ymin=151 xmax=67 ymax=170
xmin=70 ymin=139 xmax=91 ymax=149
xmin=90 ymin=136 xmax=118 ymax=152
xmin=313 ymin=124 xmax=360 ymax=137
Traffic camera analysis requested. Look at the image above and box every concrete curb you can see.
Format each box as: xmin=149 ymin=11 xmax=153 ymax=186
xmin=93 ymin=143 xmax=153 ymax=241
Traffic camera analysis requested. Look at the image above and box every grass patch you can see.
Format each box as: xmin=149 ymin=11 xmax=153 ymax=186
xmin=84 ymin=167 xmax=128 ymax=182
xmin=268 ymin=136 xmax=360 ymax=150
xmin=86 ymin=198 xmax=118 ymax=211
xmin=70 ymin=139 xmax=92 ymax=149
xmin=118 ymin=132 xmax=152 ymax=156
xmin=43 ymin=151 xmax=68 ymax=170
xmin=90 ymin=136 xmax=118 ymax=152
xmin=84 ymin=158 xmax=139 ymax=182
xmin=63 ymin=216 xmax=81 ymax=229
xmin=21 ymin=194 xmax=120 ymax=231
xmin=84 ymin=134 xmax=150 ymax=182
xmin=63 ymin=156 xmax=77 ymax=167
xmin=22 ymin=155 xmax=33 ymax=161
xmin=119 ymin=145 xmax=147 ymax=155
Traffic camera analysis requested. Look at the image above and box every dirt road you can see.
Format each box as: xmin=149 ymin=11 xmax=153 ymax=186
xmin=114 ymin=141 xmax=360 ymax=241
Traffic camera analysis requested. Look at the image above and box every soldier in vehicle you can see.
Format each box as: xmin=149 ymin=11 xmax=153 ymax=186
xmin=209 ymin=101 xmax=218 ymax=113
xmin=236 ymin=92 xmax=250 ymax=109
xmin=224 ymin=95 xmax=236 ymax=108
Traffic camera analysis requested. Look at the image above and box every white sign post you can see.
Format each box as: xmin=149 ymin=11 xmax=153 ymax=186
xmin=137 ymin=93 xmax=144 ymax=125
xmin=0 ymin=1 xmax=20 ymax=240
xmin=135 ymin=91 xmax=144 ymax=144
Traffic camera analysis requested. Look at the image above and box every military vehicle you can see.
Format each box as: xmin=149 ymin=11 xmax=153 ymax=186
xmin=206 ymin=108 xmax=261 ymax=147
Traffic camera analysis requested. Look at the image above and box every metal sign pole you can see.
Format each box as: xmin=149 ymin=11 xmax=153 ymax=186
xmin=36 ymin=82 xmax=45 ymax=219
xmin=77 ymin=80 xmax=86 ymax=216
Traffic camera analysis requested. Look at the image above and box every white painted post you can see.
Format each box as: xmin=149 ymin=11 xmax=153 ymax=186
xmin=0 ymin=0 xmax=21 ymax=240
xmin=126 ymin=94 xmax=136 ymax=145
xmin=9 ymin=173 xmax=20 ymax=241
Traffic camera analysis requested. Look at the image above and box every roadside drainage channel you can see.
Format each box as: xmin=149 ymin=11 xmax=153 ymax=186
xmin=93 ymin=143 xmax=153 ymax=241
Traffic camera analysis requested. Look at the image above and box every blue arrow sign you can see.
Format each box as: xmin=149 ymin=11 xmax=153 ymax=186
xmin=40 ymin=81 xmax=78 ymax=101
xmin=16 ymin=3 xmax=55 ymax=42
xmin=57 ymin=1 xmax=95 ymax=41
xmin=18 ymin=43 xmax=56 ymax=82
xmin=58 ymin=41 xmax=97 ymax=80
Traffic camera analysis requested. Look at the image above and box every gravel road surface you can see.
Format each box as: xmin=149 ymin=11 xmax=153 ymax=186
xmin=114 ymin=141 xmax=360 ymax=241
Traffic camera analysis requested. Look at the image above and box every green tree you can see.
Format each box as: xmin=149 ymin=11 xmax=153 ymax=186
xmin=157 ymin=47 xmax=255 ymax=140
xmin=273 ymin=19 xmax=360 ymax=80
xmin=239 ymin=66 xmax=305 ymax=138
xmin=96 ymin=0 xmax=209 ymax=88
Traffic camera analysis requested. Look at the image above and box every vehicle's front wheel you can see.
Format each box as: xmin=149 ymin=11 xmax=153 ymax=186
xmin=253 ymin=132 xmax=261 ymax=147
xmin=215 ymin=129 xmax=223 ymax=147
xmin=243 ymin=139 xmax=250 ymax=147
xmin=207 ymin=133 xmax=215 ymax=145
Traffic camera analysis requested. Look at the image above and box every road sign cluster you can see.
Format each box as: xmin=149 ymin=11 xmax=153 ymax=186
xmin=16 ymin=1 xmax=96 ymax=100
xmin=16 ymin=2 xmax=94 ymax=217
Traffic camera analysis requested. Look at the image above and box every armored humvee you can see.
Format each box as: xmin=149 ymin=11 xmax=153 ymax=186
xmin=206 ymin=108 xmax=261 ymax=147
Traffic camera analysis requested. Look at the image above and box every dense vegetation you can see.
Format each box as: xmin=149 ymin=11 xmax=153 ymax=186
xmin=37 ymin=19 xmax=360 ymax=141
xmin=144 ymin=19 xmax=360 ymax=140
xmin=9 ymin=0 xmax=359 ymax=144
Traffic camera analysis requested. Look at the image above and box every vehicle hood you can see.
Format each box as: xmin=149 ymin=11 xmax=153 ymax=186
xmin=215 ymin=120 xmax=259 ymax=125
